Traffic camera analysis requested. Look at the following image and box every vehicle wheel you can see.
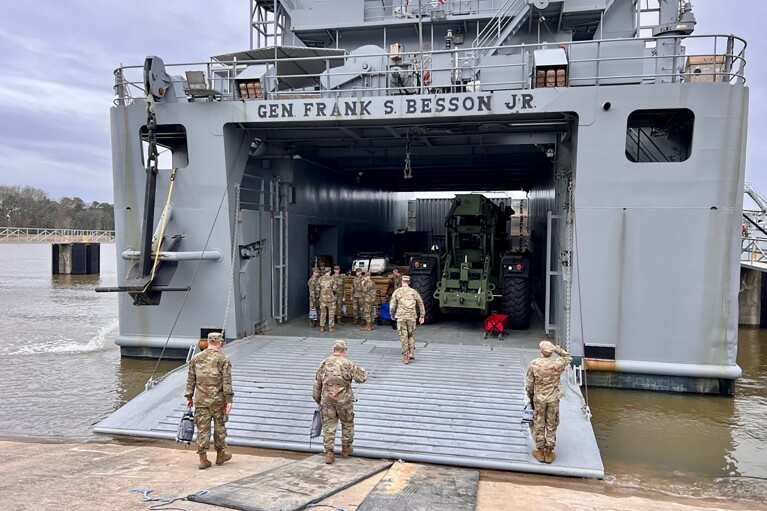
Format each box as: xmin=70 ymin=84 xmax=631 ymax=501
xmin=410 ymin=273 xmax=437 ymax=324
xmin=502 ymin=277 xmax=531 ymax=330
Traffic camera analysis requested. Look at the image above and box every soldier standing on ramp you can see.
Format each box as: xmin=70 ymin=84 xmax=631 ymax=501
xmin=318 ymin=267 xmax=338 ymax=333
xmin=525 ymin=340 xmax=572 ymax=464
xmin=332 ymin=265 xmax=345 ymax=325
xmin=389 ymin=275 xmax=425 ymax=364
xmin=308 ymin=267 xmax=320 ymax=327
xmin=313 ymin=340 xmax=368 ymax=464
xmin=185 ymin=332 xmax=234 ymax=469
xmin=351 ymin=267 xmax=364 ymax=325
xmin=360 ymin=272 xmax=376 ymax=331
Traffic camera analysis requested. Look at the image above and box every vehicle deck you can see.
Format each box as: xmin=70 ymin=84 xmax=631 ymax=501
xmin=95 ymin=316 xmax=604 ymax=479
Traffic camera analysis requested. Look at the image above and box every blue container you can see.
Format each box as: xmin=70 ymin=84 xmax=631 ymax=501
xmin=380 ymin=302 xmax=392 ymax=321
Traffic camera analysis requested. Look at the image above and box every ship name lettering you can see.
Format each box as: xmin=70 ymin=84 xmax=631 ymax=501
xmin=258 ymin=103 xmax=296 ymax=118
xmin=504 ymin=94 xmax=534 ymax=111
xmin=300 ymin=100 xmax=373 ymax=117
xmin=405 ymin=95 xmax=492 ymax=114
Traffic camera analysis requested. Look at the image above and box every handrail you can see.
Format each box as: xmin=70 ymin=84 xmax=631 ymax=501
xmin=472 ymin=0 xmax=527 ymax=54
xmin=0 ymin=227 xmax=116 ymax=243
xmin=742 ymin=236 xmax=767 ymax=263
xmin=112 ymin=33 xmax=747 ymax=103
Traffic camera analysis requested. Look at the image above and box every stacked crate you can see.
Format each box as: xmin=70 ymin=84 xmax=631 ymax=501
xmin=341 ymin=267 xmax=409 ymax=317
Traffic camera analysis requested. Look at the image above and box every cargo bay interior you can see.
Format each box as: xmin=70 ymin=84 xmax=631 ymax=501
xmin=224 ymin=112 xmax=576 ymax=345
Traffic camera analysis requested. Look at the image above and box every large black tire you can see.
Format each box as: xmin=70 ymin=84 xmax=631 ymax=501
xmin=410 ymin=273 xmax=437 ymax=324
xmin=502 ymin=277 xmax=531 ymax=330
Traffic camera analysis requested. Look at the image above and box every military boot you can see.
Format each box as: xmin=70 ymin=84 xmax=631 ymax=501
xmin=353 ymin=318 xmax=359 ymax=325
xmin=320 ymin=326 xmax=325 ymax=333
xmin=408 ymin=346 xmax=415 ymax=360
xmin=329 ymin=327 xmax=336 ymax=333
xmin=532 ymin=449 xmax=546 ymax=463
xmin=341 ymin=444 xmax=353 ymax=457
xmin=402 ymin=354 xmax=409 ymax=365
xmin=198 ymin=453 xmax=212 ymax=470
xmin=215 ymin=450 xmax=232 ymax=466
xmin=544 ymin=447 xmax=556 ymax=464
xmin=324 ymin=451 xmax=335 ymax=464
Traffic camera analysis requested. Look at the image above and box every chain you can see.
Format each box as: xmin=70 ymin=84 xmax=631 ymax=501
xmin=403 ymin=134 xmax=413 ymax=179
xmin=222 ymin=184 xmax=241 ymax=337
xmin=139 ymin=97 xmax=161 ymax=295
xmin=146 ymin=98 xmax=159 ymax=175
xmin=564 ymin=177 xmax=573 ymax=353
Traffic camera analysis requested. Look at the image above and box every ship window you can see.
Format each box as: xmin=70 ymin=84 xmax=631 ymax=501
xmin=625 ymin=109 xmax=694 ymax=163
xmin=140 ymin=124 xmax=189 ymax=169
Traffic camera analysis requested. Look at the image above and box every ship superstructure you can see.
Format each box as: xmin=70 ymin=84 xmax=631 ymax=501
xmin=102 ymin=0 xmax=748 ymax=394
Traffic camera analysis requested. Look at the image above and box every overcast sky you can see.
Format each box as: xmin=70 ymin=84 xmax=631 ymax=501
xmin=0 ymin=1 xmax=764 ymax=205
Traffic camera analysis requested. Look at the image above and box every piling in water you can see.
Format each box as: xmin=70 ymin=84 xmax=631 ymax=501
xmin=52 ymin=243 xmax=100 ymax=275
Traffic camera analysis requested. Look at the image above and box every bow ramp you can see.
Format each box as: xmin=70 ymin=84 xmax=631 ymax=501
xmin=95 ymin=335 xmax=603 ymax=479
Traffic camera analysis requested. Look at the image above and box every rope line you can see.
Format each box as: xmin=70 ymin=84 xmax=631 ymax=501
xmin=129 ymin=487 xmax=209 ymax=511
xmin=141 ymin=167 xmax=178 ymax=294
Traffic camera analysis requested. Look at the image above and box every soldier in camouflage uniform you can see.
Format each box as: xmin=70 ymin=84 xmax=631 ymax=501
xmin=332 ymin=265 xmax=345 ymax=324
xmin=525 ymin=340 xmax=572 ymax=464
xmin=360 ymin=272 xmax=376 ymax=331
xmin=351 ymin=268 xmax=364 ymax=325
xmin=318 ymin=267 xmax=338 ymax=333
xmin=312 ymin=339 xmax=368 ymax=464
xmin=389 ymin=275 xmax=425 ymax=364
xmin=387 ymin=267 xmax=403 ymax=295
xmin=185 ymin=332 xmax=234 ymax=469
xmin=308 ymin=267 xmax=320 ymax=327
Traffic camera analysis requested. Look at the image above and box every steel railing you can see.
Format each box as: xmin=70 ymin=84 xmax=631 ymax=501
xmin=741 ymin=236 xmax=767 ymax=263
xmin=0 ymin=227 xmax=116 ymax=243
xmin=112 ymin=33 xmax=747 ymax=105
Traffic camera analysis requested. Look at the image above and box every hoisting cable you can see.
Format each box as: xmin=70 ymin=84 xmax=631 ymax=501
xmin=571 ymin=180 xmax=592 ymax=421
xmin=221 ymin=184 xmax=241 ymax=333
xmin=145 ymin=132 xmax=249 ymax=389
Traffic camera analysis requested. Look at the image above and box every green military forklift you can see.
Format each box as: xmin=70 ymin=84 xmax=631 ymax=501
xmin=408 ymin=194 xmax=532 ymax=329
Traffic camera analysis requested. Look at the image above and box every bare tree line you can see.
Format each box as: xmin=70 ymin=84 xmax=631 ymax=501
xmin=0 ymin=185 xmax=114 ymax=231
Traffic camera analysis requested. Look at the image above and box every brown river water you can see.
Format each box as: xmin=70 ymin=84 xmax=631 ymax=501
xmin=0 ymin=243 xmax=765 ymax=504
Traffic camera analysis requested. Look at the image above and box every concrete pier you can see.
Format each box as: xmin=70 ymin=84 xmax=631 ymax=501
xmin=739 ymin=263 xmax=767 ymax=327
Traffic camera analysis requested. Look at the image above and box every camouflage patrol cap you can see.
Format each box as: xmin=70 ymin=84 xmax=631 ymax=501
xmin=312 ymin=267 xmax=320 ymax=273
xmin=401 ymin=275 xmax=410 ymax=282
xmin=355 ymin=267 xmax=362 ymax=273
xmin=364 ymin=272 xmax=371 ymax=277
xmin=324 ymin=267 xmax=331 ymax=273
xmin=539 ymin=340 xmax=556 ymax=355
xmin=333 ymin=340 xmax=348 ymax=351
xmin=334 ymin=265 xmax=340 ymax=270
xmin=208 ymin=332 xmax=224 ymax=342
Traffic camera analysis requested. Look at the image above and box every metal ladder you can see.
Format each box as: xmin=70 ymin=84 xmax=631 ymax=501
xmin=635 ymin=0 xmax=661 ymax=38
xmin=472 ymin=0 xmax=529 ymax=62
xmin=271 ymin=177 xmax=289 ymax=323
